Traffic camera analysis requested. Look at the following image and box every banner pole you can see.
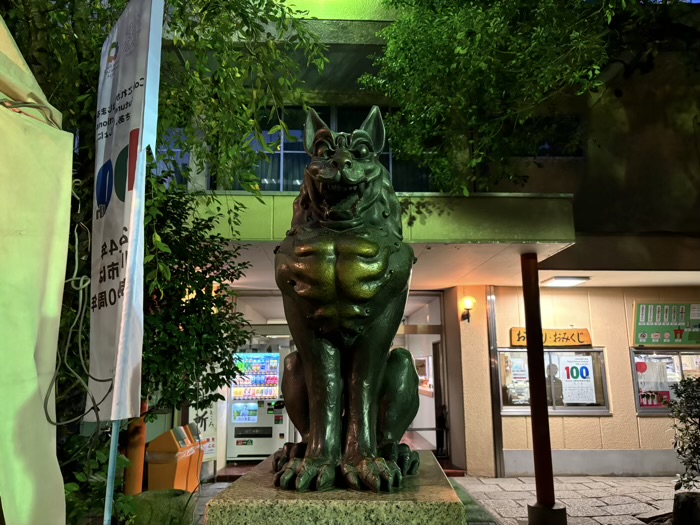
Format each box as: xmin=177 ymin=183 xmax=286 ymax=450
xmin=103 ymin=419 xmax=121 ymax=525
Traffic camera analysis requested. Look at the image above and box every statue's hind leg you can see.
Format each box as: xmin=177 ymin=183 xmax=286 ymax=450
xmin=377 ymin=347 xmax=420 ymax=476
xmin=272 ymin=351 xmax=309 ymax=474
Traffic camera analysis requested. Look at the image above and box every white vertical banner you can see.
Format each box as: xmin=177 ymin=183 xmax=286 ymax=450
xmin=86 ymin=0 xmax=164 ymax=421
xmin=194 ymin=403 xmax=218 ymax=462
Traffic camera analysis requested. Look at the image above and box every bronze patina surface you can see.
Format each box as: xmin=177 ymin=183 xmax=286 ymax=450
xmin=273 ymin=106 xmax=420 ymax=493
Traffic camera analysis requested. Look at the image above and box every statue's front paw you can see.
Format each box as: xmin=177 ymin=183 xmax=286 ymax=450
xmin=342 ymin=455 xmax=401 ymax=493
xmin=272 ymin=442 xmax=307 ymax=473
xmin=397 ymin=443 xmax=420 ymax=476
xmin=274 ymin=456 xmax=338 ymax=492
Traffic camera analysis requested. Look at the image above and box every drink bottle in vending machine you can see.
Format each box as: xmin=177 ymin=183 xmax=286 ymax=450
xmin=226 ymin=352 xmax=290 ymax=460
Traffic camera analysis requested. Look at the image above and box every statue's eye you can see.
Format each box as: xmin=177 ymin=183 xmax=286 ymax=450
xmin=354 ymin=145 xmax=370 ymax=159
xmin=314 ymin=143 xmax=332 ymax=158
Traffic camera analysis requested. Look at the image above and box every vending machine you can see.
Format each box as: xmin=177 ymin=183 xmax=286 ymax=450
xmin=226 ymin=349 xmax=291 ymax=460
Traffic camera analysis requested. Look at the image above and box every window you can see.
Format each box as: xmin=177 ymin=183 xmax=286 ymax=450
xmin=632 ymin=349 xmax=700 ymax=415
xmin=156 ymin=128 xmax=190 ymax=185
xmin=218 ymin=106 xmax=434 ymax=193
xmin=499 ymin=348 xmax=610 ymax=416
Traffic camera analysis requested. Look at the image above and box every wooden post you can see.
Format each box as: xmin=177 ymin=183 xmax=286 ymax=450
xmin=124 ymin=400 xmax=148 ymax=495
xmin=520 ymin=253 xmax=566 ymax=524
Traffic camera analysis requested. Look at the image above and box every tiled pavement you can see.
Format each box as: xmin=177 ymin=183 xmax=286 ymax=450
xmin=452 ymin=476 xmax=677 ymax=525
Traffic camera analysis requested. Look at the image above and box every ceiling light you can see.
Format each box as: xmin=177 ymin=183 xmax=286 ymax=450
xmin=541 ymin=276 xmax=590 ymax=288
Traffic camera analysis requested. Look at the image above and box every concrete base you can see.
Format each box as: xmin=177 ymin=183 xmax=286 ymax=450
xmin=504 ymin=449 xmax=683 ymax=476
xmin=527 ymin=503 xmax=567 ymax=525
xmin=205 ymin=451 xmax=465 ymax=525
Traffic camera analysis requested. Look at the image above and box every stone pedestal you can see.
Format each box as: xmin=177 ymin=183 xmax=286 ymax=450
xmin=205 ymin=451 xmax=465 ymax=525
xmin=527 ymin=502 xmax=567 ymax=525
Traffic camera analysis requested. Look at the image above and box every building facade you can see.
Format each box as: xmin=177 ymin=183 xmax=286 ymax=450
xmin=165 ymin=1 xmax=700 ymax=477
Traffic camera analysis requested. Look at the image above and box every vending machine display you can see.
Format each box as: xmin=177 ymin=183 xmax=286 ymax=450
xmin=231 ymin=353 xmax=280 ymax=401
xmin=226 ymin=352 xmax=290 ymax=461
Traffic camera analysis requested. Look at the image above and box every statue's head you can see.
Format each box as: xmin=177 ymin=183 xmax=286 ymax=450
xmin=295 ymin=106 xmax=392 ymax=227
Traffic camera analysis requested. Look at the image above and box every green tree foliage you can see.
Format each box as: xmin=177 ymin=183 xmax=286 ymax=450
xmin=5 ymin=1 xmax=325 ymax=520
xmin=668 ymin=377 xmax=700 ymax=490
xmin=362 ymin=0 xmax=700 ymax=194
xmin=143 ymin=176 xmax=251 ymax=413
xmin=6 ymin=0 xmax=324 ymax=418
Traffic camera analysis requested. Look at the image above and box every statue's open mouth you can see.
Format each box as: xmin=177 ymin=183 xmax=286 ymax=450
xmin=315 ymin=180 xmax=367 ymax=215
xmin=320 ymin=181 xmax=367 ymax=194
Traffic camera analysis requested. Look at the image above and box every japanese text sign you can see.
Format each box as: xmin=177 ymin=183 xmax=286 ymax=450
xmin=510 ymin=327 xmax=592 ymax=347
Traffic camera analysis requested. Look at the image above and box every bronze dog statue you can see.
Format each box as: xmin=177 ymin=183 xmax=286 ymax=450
xmin=273 ymin=106 xmax=419 ymax=492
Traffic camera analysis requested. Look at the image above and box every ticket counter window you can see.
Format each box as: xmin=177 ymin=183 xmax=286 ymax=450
xmin=632 ymin=350 xmax=700 ymax=415
xmin=499 ymin=348 xmax=610 ymax=416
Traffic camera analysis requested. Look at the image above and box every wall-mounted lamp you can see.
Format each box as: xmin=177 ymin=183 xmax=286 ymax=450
xmin=461 ymin=296 xmax=476 ymax=322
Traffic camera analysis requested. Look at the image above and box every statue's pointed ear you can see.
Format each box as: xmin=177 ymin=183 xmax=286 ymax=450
xmin=304 ymin=108 xmax=330 ymax=155
xmin=360 ymin=106 xmax=385 ymax=154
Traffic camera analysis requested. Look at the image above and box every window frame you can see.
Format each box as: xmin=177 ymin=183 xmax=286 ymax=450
xmin=631 ymin=347 xmax=700 ymax=416
xmin=498 ymin=347 xmax=611 ymax=417
xmin=219 ymin=105 xmax=433 ymax=193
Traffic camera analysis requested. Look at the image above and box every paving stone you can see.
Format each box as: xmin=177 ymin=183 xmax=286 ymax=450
xmin=484 ymin=491 xmax=535 ymax=500
xmin=605 ymin=503 xmax=657 ymax=516
xmin=460 ymin=476 xmax=489 ymax=485
xmin=567 ymin=519 xmax=599 ymax=525
xmin=589 ymin=477 xmax=620 ymax=482
xmin=566 ymin=505 xmax=610 ymax=517
xmin=556 ymin=490 xmax=587 ymax=498
xmin=578 ymin=490 xmax=614 ymax=498
xmin=584 ymin=482 xmax=616 ymax=490
xmin=517 ymin=477 xmax=536 ymax=484
xmin=561 ymin=498 xmax=605 ymax=507
xmin=556 ymin=477 xmax=594 ymax=483
xmin=479 ymin=499 xmax=524 ymax=509
xmin=479 ymin=477 xmax=522 ymax=485
xmin=637 ymin=477 xmax=676 ymax=482
xmin=636 ymin=505 xmax=673 ymax=520
xmin=607 ymin=486 xmax=658 ymax=496
xmin=461 ymin=483 xmax=505 ymax=493
xmin=651 ymin=501 xmax=674 ymax=512
xmin=494 ymin=484 xmax=536 ymax=492
xmin=592 ymin=516 xmax=646 ymax=525
xmin=495 ymin=506 xmax=528 ymax=518
xmin=556 ymin=483 xmax=591 ymax=491
xmin=600 ymin=496 xmax=641 ymax=505
xmin=628 ymin=493 xmax=655 ymax=503
xmin=608 ymin=479 xmax=659 ymax=487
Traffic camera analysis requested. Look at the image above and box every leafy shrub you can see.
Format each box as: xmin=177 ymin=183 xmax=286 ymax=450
xmin=668 ymin=377 xmax=700 ymax=490
xmin=63 ymin=431 xmax=135 ymax=524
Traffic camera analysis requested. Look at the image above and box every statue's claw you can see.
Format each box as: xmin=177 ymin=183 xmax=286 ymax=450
xmin=342 ymin=456 xmax=401 ymax=493
xmin=273 ymin=442 xmax=307 ymax=473
xmin=274 ymin=457 xmax=303 ymax=489
xmin=397 ymin=443 xmax=420 ymax=476
xmin=275 ymin=456 xmax=337 ymax=492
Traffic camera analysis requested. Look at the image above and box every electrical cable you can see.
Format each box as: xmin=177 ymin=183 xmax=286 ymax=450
xmin=44 ymin=180 xmax=114 ymax=428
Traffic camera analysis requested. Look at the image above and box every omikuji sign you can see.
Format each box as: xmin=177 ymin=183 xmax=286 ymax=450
xmin=510 ymin=327 xmax=592 ymax=347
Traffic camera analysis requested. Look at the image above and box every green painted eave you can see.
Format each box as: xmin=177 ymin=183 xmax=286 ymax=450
xmin=292 ymin=0 xmax=396 ymax=21
xmin=199 ymin=192 xmax=575 ymax=245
